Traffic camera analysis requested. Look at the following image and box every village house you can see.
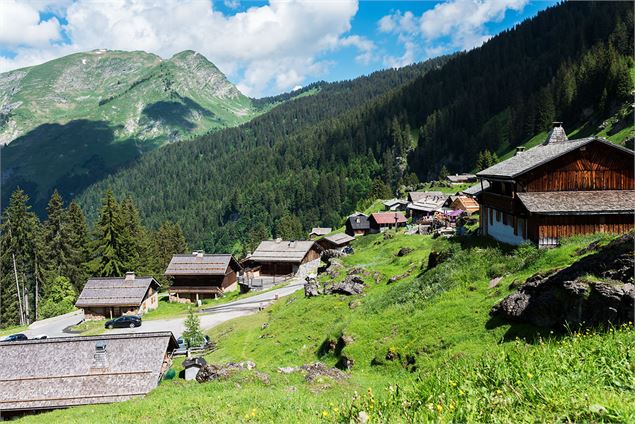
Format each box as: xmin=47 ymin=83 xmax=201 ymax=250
xmin=369 ymin=212 xmax=407 ymax=233
xmin=477 ymin=123 xmax=634 ymax=247
xmin=164 ymin=251 xmax=242 ymax=302
xmin=450 ymin=196 xmax=480 ymax=215
xmin=345 ymin=212 xmax=371 ymax=237
xmin=0 ymin=332 xmax=177 ymax=417
xmin=246 ymin=239 xmax=321 ymax=277
xmin=308 ymin=227 xmax=332 ymax=240
xmin=317 ymin=232 xmax=355 ymax=251
xmin=406 ymin=191 xmax=447 ymax=222
xmin=75 ymin=272 xmax=159 ymax=320
xmin=382 ymin=198 xmax=408 ymax=211
xmin=446 ymin=173 xmax=477 ymax=184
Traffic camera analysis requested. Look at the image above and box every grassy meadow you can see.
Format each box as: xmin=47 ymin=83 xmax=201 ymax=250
xmin=17 ymin=232 xmax=634 ymax=423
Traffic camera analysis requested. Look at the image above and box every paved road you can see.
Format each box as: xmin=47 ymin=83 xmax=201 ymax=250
xmin=21 ymin=271 xmax=310 ymax=340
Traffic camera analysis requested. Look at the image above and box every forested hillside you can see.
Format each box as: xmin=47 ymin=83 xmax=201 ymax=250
xmin=76 ymin=2 xmax=633 ymax=253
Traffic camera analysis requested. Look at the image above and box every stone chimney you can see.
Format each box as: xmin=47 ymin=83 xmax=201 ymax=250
xmin=544 ymin=122 xmax=568 ymax=144
xmin=124 ymin=271 xmax=135 ymax=281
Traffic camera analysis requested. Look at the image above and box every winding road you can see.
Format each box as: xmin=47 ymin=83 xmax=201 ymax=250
xmin=22 ymin=275 xmax=308 ymax=340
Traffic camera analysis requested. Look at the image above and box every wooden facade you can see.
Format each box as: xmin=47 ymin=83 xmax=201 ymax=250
xmin=477 ymin=134 xmax=634 ymax=247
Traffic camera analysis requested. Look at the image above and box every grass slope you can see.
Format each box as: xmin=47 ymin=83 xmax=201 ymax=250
xmin=17 ymin=232 xmax=634 ymax=423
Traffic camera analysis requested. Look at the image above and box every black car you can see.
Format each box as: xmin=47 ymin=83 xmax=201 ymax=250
xmin=2 ymin=333 xmax=28 ymax=342
xmin=104 ymin=315 xmax=142 ymax=329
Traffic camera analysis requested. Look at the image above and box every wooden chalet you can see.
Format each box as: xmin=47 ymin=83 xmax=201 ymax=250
xmin=369 ymin=212 xmax=407 ymax=233
xmin=0 ymin=332 xmax=177 ymax=417
xmin=476 ymin=123 xmax=634 ymax=247
xmin=308 ymin=227 xmax=332 ymax=240
xmin=317 ymin=232 xmax=355 ymax=250
xmin=406 ymin=191 xmax=447 ymax=221
xmin=165 ymin=252 xmax=242 ymax=302
xmin=450 ymin=196 xmax=480 ymax=215
xmin=248 ymin=240 xmax=321 ymax=277
xmin=345 ymin=213 xmax=371 ymax=237
xmin=75 ymin=272 xmax=159 ymax=320
xmin=383 ymin=198 xmax=407 ymax=211
xmin=446 ymin=173 xmax=477 ymax=184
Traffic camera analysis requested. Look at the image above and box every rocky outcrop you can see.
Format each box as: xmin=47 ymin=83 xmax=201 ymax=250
xmin=491 ymin=233 xmax=634 ymax=328
xmin=326 ymin=275 xmax=365 ymax=295
xmin=396 ymin=247 xmax=414 ymax=257
xmin=277 ymin=362 xmax=349 ymax=382
xmin=304 ymin=276 xmax=322 ymax=297
xmin=196 ymin=361 xmax=256 ymax=383
xmin=427 ymin=250 xmax=452 ymax=270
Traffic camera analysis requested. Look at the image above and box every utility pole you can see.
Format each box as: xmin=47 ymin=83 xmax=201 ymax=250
xmin=12 ymin=254 xmax=24 ymax=326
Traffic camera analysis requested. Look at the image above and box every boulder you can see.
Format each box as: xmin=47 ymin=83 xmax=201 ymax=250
xmin=491 ymin=233 xmax=635 ymax=328
xmin=304 ymin=277 xmax=322 ymax=297
xmin=427 ymin=250 xmax=452 ymax=270
xmin=388 ymin=272 xmax=410 ymax=284
xmin=396 ymin=247 xmax=414 ymax=257
xmin=196 ymin=361 xmax=256 ymax=383
xmin=326 ymin=275 xmax=365 ymax=295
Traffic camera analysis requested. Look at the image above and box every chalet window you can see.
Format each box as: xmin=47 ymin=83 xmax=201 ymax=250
xmin=496 ymin=210 xmax=501 ymax=222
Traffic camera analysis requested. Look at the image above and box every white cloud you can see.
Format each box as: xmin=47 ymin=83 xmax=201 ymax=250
xmin=0 ymin=0 xmax=62 ymax=48
xmin=339 ymin=35 xmax=376 ymax=65
xmin=0 ymin=0 xmax=371 ymax=96
xmin=378 ymin=0 xmax=528 ymax=66
xmin=224 ymin=0 xmax=240 ymax=10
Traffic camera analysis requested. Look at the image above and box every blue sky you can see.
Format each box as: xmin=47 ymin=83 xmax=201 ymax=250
xmin=0 ymin=0 xmax=556 ymax=96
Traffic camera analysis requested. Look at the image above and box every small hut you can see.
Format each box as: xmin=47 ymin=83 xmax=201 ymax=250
xmin=317 ymin=233 xmax=355 ymax=251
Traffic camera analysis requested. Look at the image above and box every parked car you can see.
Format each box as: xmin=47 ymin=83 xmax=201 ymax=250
xmin=2 ymin=333 xmax=28 ymax=342
xmin=174 ymin=335 xmax=210 ymax=355
xmin=32 ymin=334 xmax=48 ymax=340
xmin=104 ymin=315 xmax=142 ymax=329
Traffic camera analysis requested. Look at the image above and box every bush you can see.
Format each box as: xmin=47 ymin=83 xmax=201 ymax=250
xmin=39 ymin=276 xmax=76 ymax=319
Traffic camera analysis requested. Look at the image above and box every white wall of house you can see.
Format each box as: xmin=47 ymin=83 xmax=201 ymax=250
xmin=487 ymin=210 xmax=527 ymax=245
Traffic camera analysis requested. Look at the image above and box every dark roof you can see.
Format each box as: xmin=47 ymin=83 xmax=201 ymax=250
xmin=165 ymin=253 xmax=240 ymax=276
xmin=462 ymin=181 xmax=490 ymax=196
xmin=370 ymin=212 xmax=407 ymax=225
xmin=76 ymin=274 xmax=159 ymax=308
xmin=477 ymin=137 xmax=634 ymax=180
xmin=0 ymin=332 xmax=177 ymax=412
xmin=183 ymin=357 xmax=207 ymax=368
xmin=322 ymin=233 xmax=355 ymax=246
xmin=346 ymin=213 xmax=370 ymax=230
xmin=517 ymin=190 xmax=635 ymax=215
xmin=250 ymin=240 xmax=318 ymax=263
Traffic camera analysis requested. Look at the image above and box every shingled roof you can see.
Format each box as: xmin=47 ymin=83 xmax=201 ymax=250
xmin=322 ymin=233 xmax=355 ymax=246
xmin=250 ymin=240 xmax=318 ymax=263
xmin=517 ymin=190 xmax=635 ymax=215
xmin=76 ymin=273 xmax=159 ymax=308
xmin=408 ymin=191 xmax=444 ymax=203
xmin=462 ymin=181 xmax=490 ymax=196
xmin=477 ymin=137 xmax=634 ymax=180
xmin=164 ymin=252 xmax=240 ymax=276
xmin=0 ymin=332 xmax=177 ymax=412
xmin=309 ymin=227 xmax=332 ymax=237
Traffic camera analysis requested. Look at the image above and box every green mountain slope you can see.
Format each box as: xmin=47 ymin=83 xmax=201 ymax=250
xmin=76 ymin=2 xmax=633 ymax=253
xmin=0 ymin=49 xmax=258 ymax=212
xmin=17 ymin=232 xmax=634 ymax=423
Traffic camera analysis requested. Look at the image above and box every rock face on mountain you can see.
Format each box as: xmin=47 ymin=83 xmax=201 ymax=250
xmin=0 ymin=49 xmax=258 ymax=213
xmin=491 ymin=233 xmax=635 ymax=328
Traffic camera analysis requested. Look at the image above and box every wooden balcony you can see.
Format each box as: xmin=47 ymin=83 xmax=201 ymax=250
xmin=481 ymin=192 xmax=516 ymax=214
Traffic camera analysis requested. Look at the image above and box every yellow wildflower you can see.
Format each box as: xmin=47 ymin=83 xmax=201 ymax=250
xmin=436 ymin=404 xmax=443 ymax=413
xmin=527 ymin=372 xmax=533 ymax=379
xmin=322 ymin=411 xmax=329 ymax=417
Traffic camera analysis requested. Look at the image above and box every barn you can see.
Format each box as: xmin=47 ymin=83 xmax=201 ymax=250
xmin=317 ymin=232 xmax=355 ymax=250
xmin=248 ymin=239 xmax=321 ymax=277
xmin=164 ymin=251 xmax=242 ymax=302
xmin=345 ymin=213 xmax=371 ymax=237
xmin=476 ymin=123 xmax=634 ymax=247
xmin=75 ymin=272 xmax=159 ymax=320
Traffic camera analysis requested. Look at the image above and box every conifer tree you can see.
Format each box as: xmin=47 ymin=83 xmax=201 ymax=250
xmin=92 ymin=189 xmax=126 ymax=277
xmin=153 ymin=221 xmax=189 ymax=284
xmin=182 ymin=308 xmax=206 ymax=349
xmin=0 ymin=189 xmax=40 ymax=326
xmin=42 ymin=191 xmax=71 ymax=286
xmin=66 ymin=201 xmax=91 ymax=291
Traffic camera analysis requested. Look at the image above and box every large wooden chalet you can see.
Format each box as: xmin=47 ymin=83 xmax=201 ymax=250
xmin=476 ymin=123 xmax=634 ymax=247
xmin=165 ymin=252 xmax=242 ymax=302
